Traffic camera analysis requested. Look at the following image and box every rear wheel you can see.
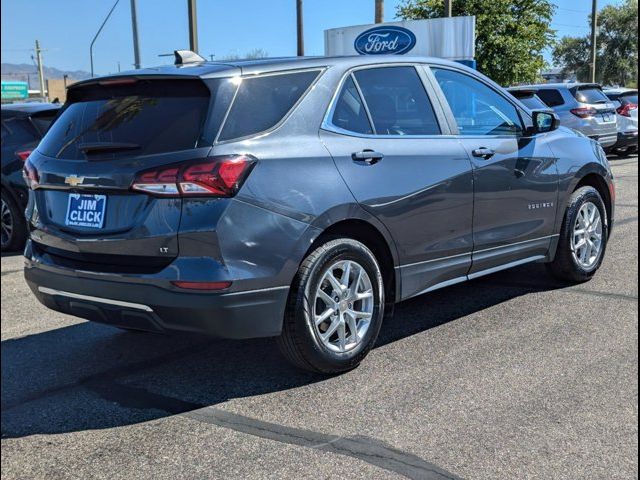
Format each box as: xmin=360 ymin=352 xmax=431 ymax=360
xmin=1 ymin=190 xmax=27 ymax=252
xmin=277 ymin=238 xmax=385 ymax=374
xmin=547 ymin=186 xmax=608 ymax=283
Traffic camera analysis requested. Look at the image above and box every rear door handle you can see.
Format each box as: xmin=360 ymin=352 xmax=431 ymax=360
xmin=352 ymin=150 xmax=384 ymax=164
xmin=472 ymin=147 xmax=495 ymax=160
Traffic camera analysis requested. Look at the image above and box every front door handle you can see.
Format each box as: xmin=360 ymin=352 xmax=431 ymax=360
xmin=472 ymin=147 xmax=495 ymax=160
xmin=352 ymin=150 xmax=384 ymax=164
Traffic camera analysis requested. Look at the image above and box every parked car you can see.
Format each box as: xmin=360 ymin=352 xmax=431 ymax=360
xmin=603 ymin=88 xmax=638 ymax=157
xmin=23 ymin=56 xmax=614 ymax=373
xmin=509 ymin=83 xmax=618 ymax=150
xmin=1 ymin=102 xmax=60 ymax=251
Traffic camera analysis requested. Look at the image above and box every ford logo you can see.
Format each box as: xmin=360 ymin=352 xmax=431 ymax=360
xmin=354 ymin=26 xmax=417 ymax=55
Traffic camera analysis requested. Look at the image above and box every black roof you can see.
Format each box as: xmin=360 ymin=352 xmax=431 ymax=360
xmin=1 ymin=102 xmax=61 ymax=116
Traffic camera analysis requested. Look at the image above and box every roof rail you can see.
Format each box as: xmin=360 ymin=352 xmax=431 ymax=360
xmin=174 ymin=50 xmax=206 ymax=65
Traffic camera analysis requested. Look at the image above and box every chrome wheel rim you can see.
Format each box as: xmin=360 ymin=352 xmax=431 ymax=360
xmin=571 ymin=201 xmax=603 ymax=269
xmin=1 ymin=198 xmax=13 ymax=248
xmin=313 ymin=260 xmax=374 ymax=353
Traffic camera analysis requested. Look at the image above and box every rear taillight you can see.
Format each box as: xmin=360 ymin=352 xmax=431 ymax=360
xmin=16 ymin=150 xmax=32 ymax=162
xmin=617 ymin=103 xmax=638 ymax=117
xmin=570 ymin=107 xmax=598 ymax=118
xmin=22 ymin=158 xmax=39 ymax=189
xmin=131 ymin=155 xmax=256 ymax=197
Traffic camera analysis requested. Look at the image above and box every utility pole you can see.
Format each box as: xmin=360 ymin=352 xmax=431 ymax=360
xmin=130 ymin=0 xmax=141 ymax=69
xmin=296 ymin=0 xmax=304 ymax=56
xmin=35 ymin=40 xmax=47 ymax=102
xmin=444 ymin=0 xmax=453 ymax=17
xmin=90 ymin=0 xmax=121 ymax=77
xmin=590 ymin=0 xmax=598 ymax=83
xmin=188 ymin=0 xmax=198 ymax=53
xmin=375 ymin=0 xmax=384 ymax=23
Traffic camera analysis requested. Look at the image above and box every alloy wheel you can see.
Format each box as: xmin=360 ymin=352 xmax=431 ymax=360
xmin=313 ymin=260 xmax=374 ymax=353
xmin=1 ymin=197 xmax=14 ymax=248
xmin=571 ymin=201 xmax=603 ymax=269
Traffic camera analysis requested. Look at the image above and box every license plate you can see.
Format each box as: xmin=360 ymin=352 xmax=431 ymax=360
xmin=65 ymin=193 xmax=107 ymax=229
xmin=599 ymin=113 xmax=614 ymax=122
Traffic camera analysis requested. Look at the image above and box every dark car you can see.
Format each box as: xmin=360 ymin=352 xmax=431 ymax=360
xmin=23 ymin=55 xmax=614 ymax=373
xmin=2 ymin=102 xmax=60 ymax=250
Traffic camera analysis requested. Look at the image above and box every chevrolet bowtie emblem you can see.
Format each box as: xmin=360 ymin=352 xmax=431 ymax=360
xmin=64 ymin=175 xmax=85 ymax=187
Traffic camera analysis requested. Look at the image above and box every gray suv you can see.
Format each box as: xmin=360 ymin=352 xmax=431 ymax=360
xmin=24 ymin=56 xmax=615 ymax=373
xmin=509 ymin=83 xmax=618 ymax=149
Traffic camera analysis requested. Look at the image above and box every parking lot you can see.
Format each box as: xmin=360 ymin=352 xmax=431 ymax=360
xmin=1 ymin=155 xmax=637 ymax=479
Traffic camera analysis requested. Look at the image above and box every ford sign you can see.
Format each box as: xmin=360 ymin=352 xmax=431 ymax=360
xmin=354 ymin=26 xmax=417 ymax=55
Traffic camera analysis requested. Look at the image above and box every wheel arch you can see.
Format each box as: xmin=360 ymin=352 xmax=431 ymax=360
xmin=304 ymin=217 xmax=399 ymax=307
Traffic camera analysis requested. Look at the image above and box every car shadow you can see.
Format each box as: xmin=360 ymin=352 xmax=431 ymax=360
xmin=1 ymin=263 xmax=569 ymax=439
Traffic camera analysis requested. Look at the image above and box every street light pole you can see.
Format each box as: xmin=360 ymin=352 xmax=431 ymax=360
xmin=296 ymin=0 xmax=304 ymax=56
xmin=590 ymin=0 xmax=598 ymax=83
xmin=188 ymin=0 xmax=198 ymax=52
xmin=375 ymin=0 xmax=383 ymax=23
xmin=130 ymin=0 xmax=141 ymax=69
xmin=90 ymin=0 xmax=121 ymax=77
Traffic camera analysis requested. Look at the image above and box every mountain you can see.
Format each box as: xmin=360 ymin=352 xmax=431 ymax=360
xmin=1 ymin=63 xmax=91 ymax=89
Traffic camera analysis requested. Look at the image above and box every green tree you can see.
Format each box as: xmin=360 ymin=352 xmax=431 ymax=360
xmin=397 ymin=0 xmax=556 ymax=85
xmin=553 ymin=0 xmax=638 ymax=86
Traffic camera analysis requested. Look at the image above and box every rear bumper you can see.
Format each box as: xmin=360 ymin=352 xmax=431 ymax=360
xmin=612 ymin=130 xmax=638 ymax=150
xmin=24 ymin=245 xmax=289 ymax=339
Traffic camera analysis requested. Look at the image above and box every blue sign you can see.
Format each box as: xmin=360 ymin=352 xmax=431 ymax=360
xmin=354 ymin=26 xmax=417 ymax=55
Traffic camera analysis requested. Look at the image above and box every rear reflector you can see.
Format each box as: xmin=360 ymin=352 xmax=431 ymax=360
xmin=132 ymin=155 xmax=256 ymax=197
xmin=16 ymin=150 xmax=32 ymax=162
xmin=171 ymin=281 xmax=232 ymax=291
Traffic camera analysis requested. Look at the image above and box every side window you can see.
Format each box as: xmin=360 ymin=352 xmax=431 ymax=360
xmin=433 ymin=68 xmax=524 ymax=136
xmin=331 ymin=76 xmax=373 ymax=134
xmin=353 ymin=66 xmax=440 ymax=135
xmin=218 ymin=70 xmax=321 ymax=142
xmin=537 ymin=89 xmax=565 ymax=107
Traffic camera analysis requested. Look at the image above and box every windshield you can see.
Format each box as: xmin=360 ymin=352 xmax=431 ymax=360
xmin=38 ymin=79 xmax=212 ymax=160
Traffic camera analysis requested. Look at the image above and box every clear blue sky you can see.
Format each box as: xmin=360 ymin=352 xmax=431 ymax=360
xmin=0 ymin=0 xmax=625 ymax=76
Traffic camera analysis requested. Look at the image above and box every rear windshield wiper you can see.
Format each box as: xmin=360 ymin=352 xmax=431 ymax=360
xmin=77 ymin=142 xmax=141 ymax=154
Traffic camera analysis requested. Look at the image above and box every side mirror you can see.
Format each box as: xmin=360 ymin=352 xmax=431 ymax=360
xmin=531 ymin=110 xmax=560 ymax=134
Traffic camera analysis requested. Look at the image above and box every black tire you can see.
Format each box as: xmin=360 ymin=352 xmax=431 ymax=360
xmin=1 ymin=189 xmax=27 ymax=252
xmin=277 ymin=237 xmax=385 ymax=374
xmin=546 ymin=186 xmax=608 ymax=283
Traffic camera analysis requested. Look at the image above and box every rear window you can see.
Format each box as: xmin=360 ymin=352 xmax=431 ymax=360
xmin=536 ymin=89 xmax=565 ymax=107
xmin=620 ymin=92 xmax=638 ymax=105
xmin=218 ymin=70 xmax=321 ymax=142
xmin=573 ymin=86 xmax=610 ymax=104
xmin=38 ymin=79 xmax=212 ymax=160
xmin=1 ymin=116 xmax=39 ymax=147
xmin=30 ymin=109 xmax=59 ymax=135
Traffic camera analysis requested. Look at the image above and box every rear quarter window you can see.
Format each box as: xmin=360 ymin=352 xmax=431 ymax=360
xmin=536 ymin=89 xmax=565 ymax=107
xmin=218 ymin=70 xmax=321 ymax=142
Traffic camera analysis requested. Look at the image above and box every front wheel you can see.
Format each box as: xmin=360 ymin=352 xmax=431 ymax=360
xmin=547 ymin=186 xmax=608 ymax=283
xmin=1 ymin=190 xmax=27 ymax=252
xmin=277 ymin=238 xmax=385 ymax=374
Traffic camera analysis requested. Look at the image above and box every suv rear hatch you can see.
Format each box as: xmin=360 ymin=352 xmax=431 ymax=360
xmin=27 ymin=75 xmax=234 ymax=272
xmin=571 ymin=84 xmax=617 ymax=120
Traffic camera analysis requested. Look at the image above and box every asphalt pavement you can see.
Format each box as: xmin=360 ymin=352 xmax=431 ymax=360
xmin=1 ymin=155 xmax=638 ymax=480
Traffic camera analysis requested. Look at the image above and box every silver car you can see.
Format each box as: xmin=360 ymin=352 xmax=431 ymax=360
xmin=510 ymin=83 xmax=618 ymax=148
xmin=603 ymin=88 xmax=638 ymax=156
